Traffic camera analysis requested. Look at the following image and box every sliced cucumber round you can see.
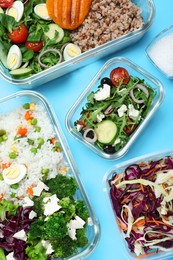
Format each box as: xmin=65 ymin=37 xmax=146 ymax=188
xmin=45 ymin=23 xmax=64 ymax=43
xmin=9 ymin=67 xmax=32 ymax=76
xmin=95 ymin=120 xmax=118 ymax=144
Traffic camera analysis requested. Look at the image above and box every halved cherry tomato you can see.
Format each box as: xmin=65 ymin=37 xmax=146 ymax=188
xmin=8 ymin=24 xmax=28 ymax=44
xmin=124 ymin=122 xmax=137 ymax=135
xmin=110 ymin=67 xmax=130 ymax=86
xmin=25 ymin=41 xmax=43 ymax=52
xmin=0 ymin=0 xmax=14 ymax=8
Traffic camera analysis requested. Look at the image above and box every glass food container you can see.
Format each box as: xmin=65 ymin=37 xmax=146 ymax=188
xmin=66 ymin=57 xmax=164 ymax=160
xmin=103 ymin=149 xmax=173 ymax=260
xmin=146 ymin=25 xmax=173 ymax=79
xmin=0 ymin=90 xmax=100 ymax=260
xmin=0 ymin=0 xmax=155 ymax=89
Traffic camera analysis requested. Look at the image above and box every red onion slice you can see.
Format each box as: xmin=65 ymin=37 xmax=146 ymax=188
xmin=130 ymin=84 xmax=149 ymax=104
xmin=83 ymin=128 xmax=97 ymax=143
xmin=38 ymin=49 xmax=62 ymax=68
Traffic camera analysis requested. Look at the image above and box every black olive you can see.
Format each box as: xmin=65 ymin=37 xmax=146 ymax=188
xmin=101 ymin=77 xmax=112 ymax=86
xmin=103 ymin=145 xmax=115 ymax=154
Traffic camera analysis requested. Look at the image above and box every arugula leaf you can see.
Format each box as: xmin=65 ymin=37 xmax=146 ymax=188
xmin=0 ymin=13 xmax=16 ymax=32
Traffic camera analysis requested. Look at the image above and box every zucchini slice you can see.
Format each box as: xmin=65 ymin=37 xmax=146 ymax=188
xmin=95 ymin=120 xmax=117 ymax=144
xmin=44 ymin=23 xmax=64 ymax=43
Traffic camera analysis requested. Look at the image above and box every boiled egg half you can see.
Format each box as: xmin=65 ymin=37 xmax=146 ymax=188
xmin=0 ymin=7 xmax=4 ymax=14
xmin=7 ymin=45 xmax=22 ymax=70
xmin=6 ymin=1 xmax=24 ymax=22
xmin=2 ymin=164 xmax=27 ymax=185
xmin=34 ymin=3 xmax=51 ymax=20
xmin=63 ymin=43 xmax=81 ymax=61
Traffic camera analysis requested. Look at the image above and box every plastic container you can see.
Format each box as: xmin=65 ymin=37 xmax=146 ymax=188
xmin=103 ymin=149 xmax=173 ymax=260
xmin=66 ymin=57 xmax=164 ymax=160
xmin=146 ymin=25 xmax=173 ymax=79
xmin=0 ymin=90 xmax=100 ymax=260
xmin=0 ymin=0 xmax=155 ymax=89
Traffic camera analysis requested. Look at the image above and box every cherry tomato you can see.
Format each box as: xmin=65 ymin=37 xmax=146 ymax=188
xmin=25 ymin=41 xmax=43 ymax=52
xmin=110 ymin=67 xmax=130 ymax=86
xmin=0 ymin=0 xmax=14 ymax=8
xmin=124 ymin=122 xmax=137 ymax=135
xmin=8 ymin=24 xmax=28 ymax=44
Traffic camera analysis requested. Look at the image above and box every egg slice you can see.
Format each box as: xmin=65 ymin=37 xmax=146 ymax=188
xmin=34 ymin=3 xmax=51 ymax=20
xmin=6 ymin=1 xmax=24 ymax=22
xmin=63 ymin=43 xmax=81 ymax=61
xmin=2 ymin=164 xmax=27 ymax=185
xmin=0 ymin=7 xmax=4 ymax=14
xmin=7 ymin=45 xmax=22 ymax=70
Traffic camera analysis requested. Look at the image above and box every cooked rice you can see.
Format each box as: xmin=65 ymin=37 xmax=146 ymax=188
xmin=0 ymin=104 xmax=68 ymax=205
xmin=70 ymin=0 xmax=143 ymax=52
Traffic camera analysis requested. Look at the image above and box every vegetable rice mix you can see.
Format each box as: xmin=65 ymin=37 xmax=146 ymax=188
xmin=0 ymin=102 xmax=91 ymax=260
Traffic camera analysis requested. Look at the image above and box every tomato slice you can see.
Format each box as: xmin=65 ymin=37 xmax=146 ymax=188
xmin=110 ymin=67 xmax=130 ymax=86
xmin=25 ymin=41 xmax=43 ymax=52
xmin=0 ymin=0 xmax=14 ymax=8
xmin=8 ymin=24 xmax=28 ymax=44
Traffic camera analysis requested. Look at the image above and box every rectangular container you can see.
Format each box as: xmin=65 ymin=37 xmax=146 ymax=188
xmin=0 ymin=0 xmax=155 ymax=89
xmin=103 ymin=150 xmax=173 ymax=260
xmin=66 ymin=57 xmax=164 ymax=160
xmin=0 ymin=90 xmax=100 ymax=260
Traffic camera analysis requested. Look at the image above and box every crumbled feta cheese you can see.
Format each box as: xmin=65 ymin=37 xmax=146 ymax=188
xmin=76 ymin=123 xmax=83 ymax=132
xmin=23 ymin=197 xmax=34 ymax=207
xmin=41 ymin=240 xmax=54 ymax=255
xmin=33 ymin=180 xmax=49 ymax=196
xmin=67 ymin=216 xmax=85 ymax=240
xmin=112 ymin=137 xmax=121 ymax=147
xmin=94 ymin=84 xmax=110 ymax=101
xmin=43 ymin=194 xmax=61 ymax=216
xmin=117 ymin=104 xmax=127 ymax=117
xmin=128 ymin=104 xmax=140 ymax=120
xmin=96 ymin=113 xmax=105 ymax=122
xmin=29 ymin=210 xmax=37 ymax=219
xmin=6 ymin=252 xmax=15 ymax=260
xmin=13 ymin=229 xmax=27 ymax=241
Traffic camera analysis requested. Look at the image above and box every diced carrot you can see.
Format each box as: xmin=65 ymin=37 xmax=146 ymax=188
xmin=56 ymin=147 xmax=61 ymax=152
xmin=27 ymin=186 xmax=34 ymax=196
xmin=0 ymin=194 xmax=4 ymax=201
xmin=24 ymin=111 xmax=34 ymax=121
xmin=17 ymin=127 xmax=28 ymax=137
xmin=1 ymin=162 xmax=11 ymax=169
xmin=51 ymin=137 xmax=56 ymax=144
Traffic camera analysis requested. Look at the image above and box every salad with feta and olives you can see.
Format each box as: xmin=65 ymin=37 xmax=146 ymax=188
xmin=74 ymin=67 xmax=156 ymax=154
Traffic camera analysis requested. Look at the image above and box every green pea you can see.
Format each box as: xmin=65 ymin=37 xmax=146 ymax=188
xmin=10 ymin=183 xmax=19 ymax=189
xmin=9 ymin=152 xmax=17 ymax=159
xmin=23 ymin=103 xmax=30 ymax=109
xmin=0 ymin=174 xmax=3 ymax=181
xmin=41 ymin=168 xmax=49 ymax=174
xmin=0 ymin=129 xmax=6 ymax=136
xmin=30 ymin=147 xmax=37 ymax=154
xmin=37 ymin=137 xmax=44 ymax=148
xmin=27 ymin=138 xmax=34 ymax=145
xmin=31 ymin=118 xmax=38 ymax=125
xmin=0 ymin=136 xmax=3 ymax=143
xmin=11 ymin=192 xmax=16 ymax=198
xmin=34 ymin=126 xmax=41 ymax=132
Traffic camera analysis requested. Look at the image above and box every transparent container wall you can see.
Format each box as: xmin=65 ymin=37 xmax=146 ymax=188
xmin=0 ymin=0 xmax=155 ymax=89
xmin=66 ymin=57 xmax=164 ymax=160
xmin=0 ymin=90 xmax=100 ymax=260
xmin=103 ymin=150 xmax=173 ymax=260
xmin=146 ymin=25 xmax=173 ymax=79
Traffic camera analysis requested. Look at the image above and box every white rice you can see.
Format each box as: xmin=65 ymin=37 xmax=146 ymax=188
xmin=0 ymin=103 xmax=68 ymax=205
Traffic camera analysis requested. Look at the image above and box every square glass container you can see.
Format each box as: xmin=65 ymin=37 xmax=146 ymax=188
xmin=0 ymin=0 xmax=155 ymax=89
xmin=103 ymin=150 xmax=173 ymax=260
xmin=66 ymin=57 xmax=164 ymax=160
xmin=146 ymin=25 xmax=173 ymax=79
xmin=0 ymin=90 xmax=100 ymax=260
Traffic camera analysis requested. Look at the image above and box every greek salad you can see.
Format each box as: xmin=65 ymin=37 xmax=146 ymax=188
xmin=109 ymin=155 xmax=173 ymax=257
xmin=74 ymin=67 xmax=156 ymax=154
xmin=0 ymin=0 xmax=81 ymax=78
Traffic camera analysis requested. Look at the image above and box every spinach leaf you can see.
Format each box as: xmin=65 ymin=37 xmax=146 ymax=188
xmin=0 ymin=13 xmax=16 ymax=32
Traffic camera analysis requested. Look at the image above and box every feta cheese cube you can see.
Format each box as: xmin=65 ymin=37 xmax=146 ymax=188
xmin=43 ymin=194 xmax=61 ymax=216
xmin=13 ymin=229 xmax=27 ymax=241
xmin=23 ymin=197 xmax=34 ymax=207
xmin=6 ymin=252 xmax=15 ymax=260
xmin=67 ymin=216 xmax=85 ymax=240
xmin=94 ymin=84 xmax=110 ymax=101
xmin=117 ymin=104 xmax=127 ymax=117
xmin=41 ymin=240 xmax=54 ymax=255
xmin=96 ymin=113 xmax=105 ymax=122
xmin=112 ymin=137 xmax=121 ymax=147
xmin=29 ymin=210 xmax=37 ymax=219
xmin=33 ymin=180 xmax=49 ymax=196
xmin=128 ymin=104 xmax=140 ymax=120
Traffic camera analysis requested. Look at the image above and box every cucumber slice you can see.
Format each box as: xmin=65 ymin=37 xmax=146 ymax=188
xmin=95 ymin=120 xmax=118 ymax=144
xmin=9 ymin=67 xmax=32 ymax=76
xmin=45 ymin=23 xmax=64 ymax=43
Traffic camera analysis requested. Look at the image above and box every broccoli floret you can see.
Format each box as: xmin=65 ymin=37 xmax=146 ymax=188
xmin=32 ymin=192 xmax=51 ymax=216
xmin=44 ymin=212 xmax=68 ymax=239
xmin=26 ymin=240 xmax=47 ymax=260
xmin=46 ymin=174 xmax=78 ymax=199
xmin=52 ymin=236 xmax=77 ymax=258
xmin=75 ymin=200 xmax=89 ymax=221
xmin=27 ymin=217 xmax=45 ymax=240
xmin=75 ymin=228 xmax=88 ymax=248
xmin=58 ymin=197 xmax=76 ymax=222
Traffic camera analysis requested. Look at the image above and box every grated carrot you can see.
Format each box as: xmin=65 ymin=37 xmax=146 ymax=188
xmin=1 ymin=162 xmax=11 ymax=169
xmin=27 ymin=186 xmax=34 ymax=196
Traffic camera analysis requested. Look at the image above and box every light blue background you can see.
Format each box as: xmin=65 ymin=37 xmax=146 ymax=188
xmin=1 ymin=1 xmax=173 ymax=259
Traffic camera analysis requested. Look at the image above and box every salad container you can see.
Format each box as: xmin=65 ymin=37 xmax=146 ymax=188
xmin=0 ymin=90 xmax=100 ymax=260
xmin=66 ymin=57 xmax=164 ymax=160
xmin=146 ymin=25 xmax=173 ymax=79
xmin=103 ymin=150 xmax=173 ymax=260
xmin=0 ymin=0 xmax=155 ymax=89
